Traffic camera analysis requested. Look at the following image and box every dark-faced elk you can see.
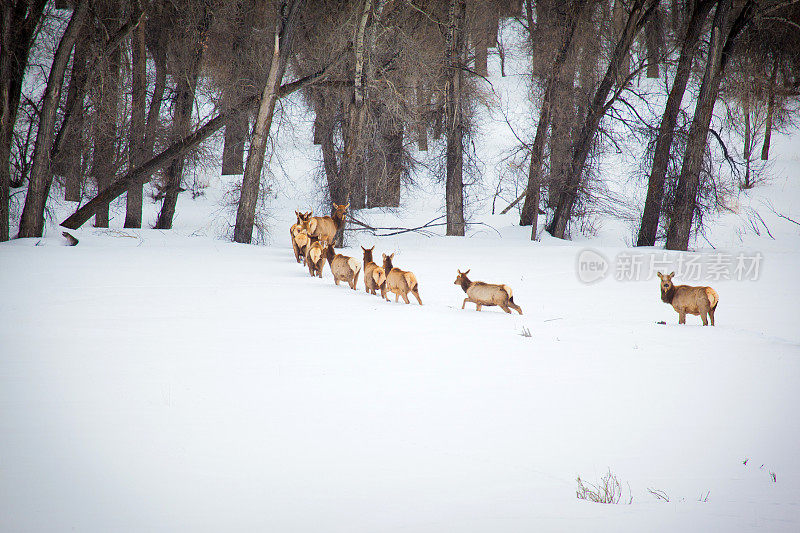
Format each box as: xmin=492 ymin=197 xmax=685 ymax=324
xmin=657 ymin=271 xmax=718 ymax=326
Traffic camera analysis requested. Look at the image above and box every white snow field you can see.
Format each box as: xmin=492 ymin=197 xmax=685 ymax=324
xmin=2 ymin=186 xmax=800 ymax=532
xmin=3 ymin=25 xmax=800 ymax=533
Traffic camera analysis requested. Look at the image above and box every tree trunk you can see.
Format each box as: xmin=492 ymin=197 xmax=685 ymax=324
xmin=548 ymin=0 xmax=660 ymax=239
xmin=1 ymin=0 xmax=47 ymax=241
xmin=377 ymin=120 xmax=403 ymax=208
xmin=154 ymin=4 xmax=213 ymax=230
xmin=742 ymin=92 xmax=752 ymax=188
xmin=0 ymin=3 xmax=12 ymax=242
xmin=445 ymin=0 xmax=466 ymax=236
xmin=18 ymin=0 xmax=89 ymax=238
xmin=222 ymin=111 xmax=247 ymax=175
xmin=665 ymin=0 xmax=754 ymax=250
xmin=645 ymin=8 xmax=662 ymax=78
xmin=233 ymin=0 xmax=304 ymax=244
xmin=415 ymin=78 xmax=429 ymax=152
xmin=124 ymin=3 xmax=147 ymax=228
xmin=57 ymin=34 xmax=89 ymax=202
xmin=612 ymin=0 xmax=630 ymax=86
xmin=636 ymin=0 xmax=713 ymax=246
xmin=89 ymin=41 xmax=121 ymax=228
xmin=519 ymin=0 xmax=588 ymax=229
xmin=761 ymin=55 xmax=779 ymax=161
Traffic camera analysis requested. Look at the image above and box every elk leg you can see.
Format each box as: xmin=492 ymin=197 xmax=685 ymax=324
xmin=510 ymin=303 xmax=523 ymax=315
xmin=476 ymin=304 xmax=482 ymax=312
xmin=500 ymin=304 xmax=512 ymax=314
xmin=402 ymin=292 xmax=410 ymax=304
xmin=395 ymin=293 xmax=400 ymax=302
xmin=700 ymin=311 xmax=709 ymax=326
xmin=709 ymin=308 xmax=715 ymax=326
xmin=412 ymin=290 xmax=422 ymax=305
xmin=462 ymin=298 xmax=469 ymax=309
xmin=678 ymin=311 xmax=686 ymax=324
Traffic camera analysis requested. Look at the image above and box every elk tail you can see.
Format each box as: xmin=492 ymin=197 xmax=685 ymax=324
xmin=706 ymin=288 xmax=719 ymax=309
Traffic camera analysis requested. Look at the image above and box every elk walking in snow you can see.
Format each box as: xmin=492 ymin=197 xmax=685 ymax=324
xmin=325 ymin=245 xmax=361 ymax=290
xmin=290 ymin=210 xmax=312 ymax=263
xmin=454 ymin=269 xmax=523 ymax=314
xmin=657 ymin=271 xmax=719 ymax=326
xmin=303 ymin=203 xmax=348 ymax=245
xmin=362 ymin=246 xmax=386 ymax=296
xmin=381 ymin=253 xmax=422 ymax=305
xmin=305 ymin=235 xmax=326 ymax=278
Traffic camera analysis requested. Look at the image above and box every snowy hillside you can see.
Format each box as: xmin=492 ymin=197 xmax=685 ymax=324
xmin=2 ymin=22 xmax=800 ymax=533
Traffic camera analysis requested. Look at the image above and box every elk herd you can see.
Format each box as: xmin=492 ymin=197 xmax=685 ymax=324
xmin=289 ymin=205 xmax=720 ymax=325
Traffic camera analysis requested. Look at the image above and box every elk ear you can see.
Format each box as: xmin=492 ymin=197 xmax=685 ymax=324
xmin=361 ymin=246 xmax=366 ymax=251
xmin=382 ymin=253 xmax=387 ymax=259
xmin=668 ymin=272 xmax=675 ymax=279
xmin=343 ymin=203 xmax=349 ymax=210
xmin=656 ymin=272 xmax=664 ymax=280
xmin=390 ymin=253 xmax=395 ymax=259
xmin=464 ymin=269 xmax=470 ymax=275
xmin=369 ymin=245 xmax=374 ymax=251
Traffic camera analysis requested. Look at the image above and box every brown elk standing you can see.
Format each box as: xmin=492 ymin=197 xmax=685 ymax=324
xmin=657 ymin=271 xmax=719 ymax=326
xmin=290 ymin=210 xmax=312 ymax=263
xmin=325 ymin=245 xmax=361 ymax=290
xmin=362 ymin=246 xmax=387 ymax=296
xmin=381 ymin=253 xmax=422 ymax=305
xmin=454 ymin=269 xmax=523 ymax=314
xmin=303 ymin=203 xmax=348 ymax=245
xmin=305 ymin=235 xmax=326 ymax=278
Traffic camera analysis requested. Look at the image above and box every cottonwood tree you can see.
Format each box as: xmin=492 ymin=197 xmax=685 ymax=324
xmin=18 ymin=0 xmax=89 ymax=238
xmin=665 ymin=0 xmax=755 ymax=250
xmin=547 ymin=0 xmax=661 ymax=239
xmin=233 ymin=0 xmax=304 ymax=244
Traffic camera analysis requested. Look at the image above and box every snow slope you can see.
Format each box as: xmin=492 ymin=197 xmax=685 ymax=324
xmin=2 ymin=20 xmax=800 ymax=533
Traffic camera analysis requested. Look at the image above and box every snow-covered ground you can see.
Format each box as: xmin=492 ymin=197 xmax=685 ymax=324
xmin=3 ymin=24 xmax=800 ymax=533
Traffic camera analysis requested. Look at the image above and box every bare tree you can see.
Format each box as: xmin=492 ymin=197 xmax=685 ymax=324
xmin=233 ymin=0 xmax=304 ymax=244
xmin=636 ymin=0 xmax=714 ymax=246
xmin=18 ymin=0 xmax=89 ymax=238
xmin=0 ymin=0 xmax=47 ymax=241
xmin=665 ymin=0 xmax=755 ymax=250
xmin=548 ymin=0 xmax=661 ymax=239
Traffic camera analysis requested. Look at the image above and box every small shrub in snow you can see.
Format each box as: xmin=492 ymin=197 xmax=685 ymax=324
xmin=647 ymin=488 xmax=669 ymax=502
xmin=576 ymin=470 xmax=631 ymax=504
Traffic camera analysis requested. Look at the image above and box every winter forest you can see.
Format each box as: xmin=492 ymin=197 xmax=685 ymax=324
xmin=2 ymin=0 xmax=800 ymax=531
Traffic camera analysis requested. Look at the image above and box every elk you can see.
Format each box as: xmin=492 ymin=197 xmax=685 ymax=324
xmin=362 ymin=246 xmax=387 ymax=296
xmin=292 ymin=228 xmax=311 ymax=265
xmin=381 ymin=253 xmax=422 ymax=305
xmin=305 ymin=235 xmax=326 ymax=278
xmin=657 ymin=271 xmax=719 ymax=326
xmin=325 ymin=245 xmax=361 ymax=290
xmin=303 ymin=203 xmax=348 ymax=245
xmin=290 ymin=211 xmax=312 ymax=263
xmin=454 ymin=269 xmax=523 ymax=314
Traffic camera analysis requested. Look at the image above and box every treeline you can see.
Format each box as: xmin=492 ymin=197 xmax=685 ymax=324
xmin=1 ymin=0 xmax=798 ymax=249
